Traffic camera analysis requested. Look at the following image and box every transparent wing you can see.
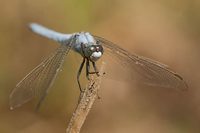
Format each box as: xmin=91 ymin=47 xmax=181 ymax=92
xmin=93 ymin=35 xmax=188 ymax=91
xmin=10 ymin=35 xmax=76 ymax=109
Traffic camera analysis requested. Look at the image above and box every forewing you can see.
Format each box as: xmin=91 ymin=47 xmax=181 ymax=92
xmin=10 ymin=35 xmax=76 ymax=109
xmin=93 ymin=35 xmax=188 ymax=91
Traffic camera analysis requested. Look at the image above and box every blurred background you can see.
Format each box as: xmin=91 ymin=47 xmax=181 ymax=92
xmin=0 ymin=0 xmax=199 ymax=132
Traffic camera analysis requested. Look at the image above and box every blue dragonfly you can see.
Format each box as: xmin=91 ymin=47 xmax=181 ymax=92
xmin=10 ymin=23 xmax=188 ymax=110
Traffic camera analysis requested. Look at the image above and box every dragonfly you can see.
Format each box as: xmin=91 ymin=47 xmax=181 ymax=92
xmin=10 ymin=23 xmax=188 ymax=110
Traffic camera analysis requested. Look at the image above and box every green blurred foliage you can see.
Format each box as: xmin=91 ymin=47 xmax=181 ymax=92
xmin=0 ymin=0 xmax=200 ymax=133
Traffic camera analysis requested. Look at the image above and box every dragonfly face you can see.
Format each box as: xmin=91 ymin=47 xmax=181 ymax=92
xmin=82 ymin=44 xmax=104 ymax=62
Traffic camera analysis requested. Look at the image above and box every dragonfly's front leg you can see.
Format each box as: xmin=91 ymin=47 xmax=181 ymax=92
xmin=77 ymin=58 xmax=85 ymax=92
xmin=91 ymin=62 xmax=100 ymax=76
xmin=86 ymin=59 xmax=90 ymax=80
xmin=86 ymin=61 xmax=100 ymax=77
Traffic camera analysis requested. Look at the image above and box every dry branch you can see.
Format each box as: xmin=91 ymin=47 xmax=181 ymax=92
xmin=66 ymin=62 xmax=106 ymax=133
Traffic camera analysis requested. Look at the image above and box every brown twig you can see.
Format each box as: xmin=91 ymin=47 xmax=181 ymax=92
xmin=66 ymin=62 xmax=106 ymax=133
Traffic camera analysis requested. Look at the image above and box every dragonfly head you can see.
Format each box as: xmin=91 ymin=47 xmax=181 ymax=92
xmin=84 ymin=43 xmax=104 ymax=62
xmin=75 ymin=32 xmax=104 ymax=62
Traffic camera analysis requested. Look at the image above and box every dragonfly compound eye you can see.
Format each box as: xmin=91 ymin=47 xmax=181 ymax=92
xmin=84 ymin=45 xmax=96 ymax=57
xmin=89 ymin=46 xmax=95 ymax=51
xmin=96 ymin=44 xmax=104 ymax=55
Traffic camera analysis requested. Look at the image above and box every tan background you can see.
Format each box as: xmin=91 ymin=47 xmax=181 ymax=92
xmin=0 ymin=0 xmax=199 ymax=133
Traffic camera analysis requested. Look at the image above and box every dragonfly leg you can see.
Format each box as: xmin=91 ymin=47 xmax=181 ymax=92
xmin=77 ymin=58 xmax=85 ymax=92
xmin=86 ymin=59 xmax=90 ymax=80
xmin=91 ymin=62 xmax=100 ymax=76
xmin=81 ymin=43 xmax=86 ymax=58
